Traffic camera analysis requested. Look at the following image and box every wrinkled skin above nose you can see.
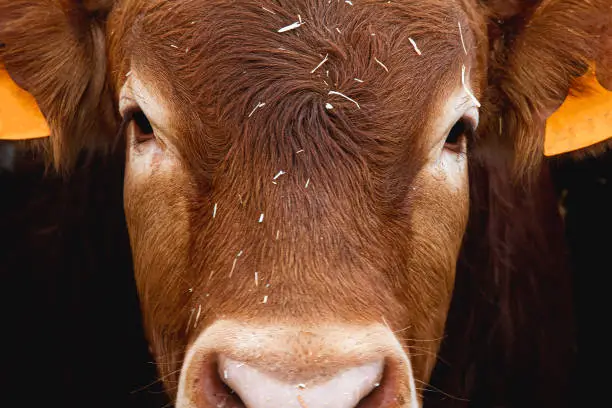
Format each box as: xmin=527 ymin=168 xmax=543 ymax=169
xmin=176 ymin=321 xmax=420 ymax=408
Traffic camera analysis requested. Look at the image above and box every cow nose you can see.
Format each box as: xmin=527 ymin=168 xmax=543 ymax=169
xmin=215 ymin=356 xmax=384 ymax=408
xmin=177 ymin=322 xmax=416 ymax=408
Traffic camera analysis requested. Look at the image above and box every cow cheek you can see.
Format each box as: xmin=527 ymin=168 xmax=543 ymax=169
xmin=124 ymin=160 xmax=192 ymax=372
xmin=401 ymin=164 xmax=469 ymax=381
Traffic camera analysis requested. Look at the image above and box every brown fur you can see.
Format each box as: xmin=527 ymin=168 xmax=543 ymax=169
xmin=1 ymin=0 xmax=610 ymax=406
xmin=112 ymin=0 xmax=475 ymax=393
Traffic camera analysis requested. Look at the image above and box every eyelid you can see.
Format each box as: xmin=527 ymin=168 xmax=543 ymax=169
xmin=119 ymin=97 xmax=164 ymax=133
xmin=464 ymin=107 xmax=479 ymax=130
xmin=462 ymin=117 xmax=477 ymax=139
xmin=121 ymin=106 xmax=140 ymax=123
xmin=119 ymin=96 xmax=138 ymax=117
xmin=455 ymin=109 xmax=479 ymax=145
xmin=115 ymin=107 xmax=136 ymax=143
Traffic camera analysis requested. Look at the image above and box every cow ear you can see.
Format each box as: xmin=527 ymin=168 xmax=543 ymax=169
xmin=543 ymin=5 xmax=612 ymax=159
xmin=478 ymin=0 xmax=611 ymax=178
xmin=0 ymin=1 xmax=118 ymax=173
xmin=544 ymin=64 xmax=612 ymax=158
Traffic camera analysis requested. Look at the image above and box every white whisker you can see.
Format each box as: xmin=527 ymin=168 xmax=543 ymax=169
xmin=311 ymin=54 xmax=329 ymax=74
xmin=229 ymin=258 xmax=238 ymax=277
xmin=374 ymin=57 xmax=389 ymax=72
xmin=194 ymin=304 xmax=202 ymax=328
xmin=328 ymin=90 xmax=360 ymax=109
xmin=248 ymin=101 xmax=266 ymax=117
xmin=461 ymin=65 xmax=481 ymax=107
xmin=409 ymin=37 xmax=422 ymax=55
xmin=278 ymin=21 xmax=303 ymax=33
xmin=185 ymin=308 xmax=195 ymax=334
xmin=458 ymin=21 xmax=468 ymax=55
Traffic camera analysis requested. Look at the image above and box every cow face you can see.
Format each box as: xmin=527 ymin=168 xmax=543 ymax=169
xmin=109 ymin=1 xmax=481 ymax=405
xmin=1 ymin=0 xmax=609 ymax=407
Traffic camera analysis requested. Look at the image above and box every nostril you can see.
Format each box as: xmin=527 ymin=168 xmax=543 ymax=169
xmin=216 ymin=355 xmax=386 ymax=408
xmin=356 ymin=359 xmax=401 ymax=408
xmin=196 ymin=357 xmax=245 ymax=408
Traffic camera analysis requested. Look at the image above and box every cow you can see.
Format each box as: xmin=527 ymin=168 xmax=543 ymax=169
xmin=1 ymin=0 xmax=610 ymax=407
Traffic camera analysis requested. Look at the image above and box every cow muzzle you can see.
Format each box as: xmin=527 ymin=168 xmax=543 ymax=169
xmin=176 ymin=320 xmax=420 ymax=408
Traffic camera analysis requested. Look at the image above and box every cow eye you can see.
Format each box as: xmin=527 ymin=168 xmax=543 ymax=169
xmin=131 ymin=109 xmax=155 ymax=144
xmin=444 ymin=117 xmax=474 ymax=152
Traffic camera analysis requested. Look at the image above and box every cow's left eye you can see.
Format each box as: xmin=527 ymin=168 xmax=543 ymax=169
xmin=131 ymin=109 xmax=155 ymax=144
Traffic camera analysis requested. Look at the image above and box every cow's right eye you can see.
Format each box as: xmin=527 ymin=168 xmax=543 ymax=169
xmin=131 ymin=110 xmax=155 ymax=144
xmin=445 ymin=119 xmax=467 ymax=146
xmin=444 ymin=109 xmax=478 ymax=154
xmin=444 ymin=118 xmax=470 ymax=154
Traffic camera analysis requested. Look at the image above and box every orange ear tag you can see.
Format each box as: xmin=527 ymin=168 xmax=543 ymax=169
xmin=545 ymin=65 xmax=612 ymax=156
xmin=0 ymin=65 xmax=50 ymax=140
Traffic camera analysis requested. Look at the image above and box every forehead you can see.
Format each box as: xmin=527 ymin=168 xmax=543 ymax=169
xmin=112 ymin=0 xmax=472 ymax=102
xmin=111 ymin=0 xmax=475 ymax=173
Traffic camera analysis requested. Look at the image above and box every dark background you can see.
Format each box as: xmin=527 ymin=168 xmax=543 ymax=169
xmin=1 ymin=140 xmax=608 ymax=408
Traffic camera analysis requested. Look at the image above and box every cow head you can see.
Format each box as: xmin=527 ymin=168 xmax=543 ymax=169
xmin=1 ymin=0 xmax=609 ymax=407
